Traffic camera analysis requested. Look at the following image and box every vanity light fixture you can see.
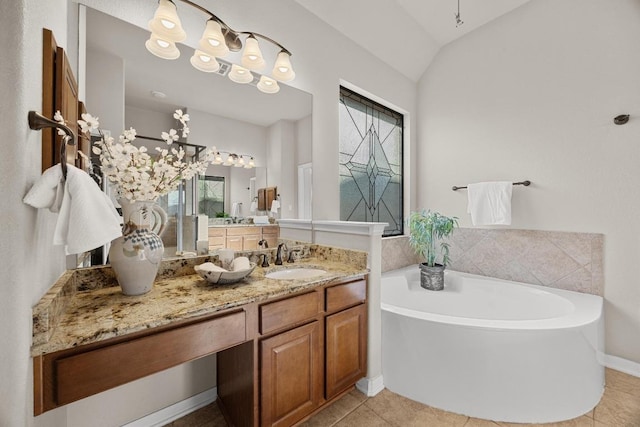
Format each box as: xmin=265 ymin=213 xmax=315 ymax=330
xmin=212 ymin=151 xmax=255 ymax=168
xmin=189 ymin=50 xmax=220 ymax=73
xmin=257 ymin=75 xmax=280 ymax=94
xmin=146 ymin=0 xmax=295 ymax=93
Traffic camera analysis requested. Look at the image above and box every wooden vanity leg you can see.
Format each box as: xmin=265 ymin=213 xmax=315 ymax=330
xmin=217 ymin=340 xmax=256 ymax=427
xmin=33 ymin=356 xmax=44 ymax=416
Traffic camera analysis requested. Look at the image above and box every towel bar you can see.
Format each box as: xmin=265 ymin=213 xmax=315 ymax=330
xmin=452 ymin=180 xmax=531 ymax=191
xmin=28 ymin=111 xmax=76 ymax=180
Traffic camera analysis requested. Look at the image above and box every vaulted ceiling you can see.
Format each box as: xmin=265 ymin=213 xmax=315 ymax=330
xmin=295 ymin=0 xmax=531 ymax=81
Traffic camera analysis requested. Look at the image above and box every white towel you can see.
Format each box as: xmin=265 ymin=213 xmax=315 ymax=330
xmin=231 ymin=202 xmax=240 ymax=218
xmin=270 ymin=199 xmax=280 ymax=213
xmin=24 ymin=164 xmax=123 ymax=254
xmin=250 ymin=200 xmax=257 ymax=213
xmin=22 ymin=163 xmax=65 ymax=213
xmin=467 ymin=181 xmax=513 ymax=226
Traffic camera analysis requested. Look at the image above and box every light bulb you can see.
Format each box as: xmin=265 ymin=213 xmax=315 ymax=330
xmin=145 ymin=34 xmax=180 ymax=60
xmin=241 ymin=35 xmax=265 ymax=71
xmin=228 ymin=64 xmax=253 ymax=84
xmin=198 ymin=20 xmax=229 ymax=57
xmin=190 ymin=50 xmax=220 ymax=73
xmin=271 ymin=50 xmax=295 ymax=82
xmin=257 ymin=76 xmax=280 ymax=94
xmin=148 ymin=0 xmax=186 ymax=42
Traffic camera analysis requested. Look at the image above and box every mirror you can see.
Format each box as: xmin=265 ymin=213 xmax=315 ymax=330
xmin=82 ymin=7 xmax=312 ymax=260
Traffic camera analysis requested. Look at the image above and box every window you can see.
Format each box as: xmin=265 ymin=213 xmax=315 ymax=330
xmin=339 ymin=86 xmax=403 ymax=236
xmin=198 ymin=175 xmax=225 ymax=218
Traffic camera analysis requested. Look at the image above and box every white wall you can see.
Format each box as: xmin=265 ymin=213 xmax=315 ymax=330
xmin=267 ymin=120 xmax=297 ymax=218
xmin=125 ymin=105 xmax=174 ymax=137
xmin=417 ymin=0 xmax=640 ymax=363
xmin=1 ymin=1 xmax=69 ymax=426
xmin=85 ymin=48 xmax=124 ymax=133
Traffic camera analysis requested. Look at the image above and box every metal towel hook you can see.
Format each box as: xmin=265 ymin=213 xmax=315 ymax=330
xmin=28 ymin=111 xmax=77 ymax=179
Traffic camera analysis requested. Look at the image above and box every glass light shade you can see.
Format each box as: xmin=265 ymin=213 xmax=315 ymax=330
xmin=190 ymin=50 xmax=220 ymax=73
xmin=145 ymin=35 xmax=180 ymax=60
xmin=236 ymin=156 xmax=246 ymax=167
xmin=198 ymin=20 xmax=229 ymax=57
xmin=225 ymin=154 xmax=236 ymax=165
xmin=241 ymin=36 xmax=265 ymax=70
xmin=248 ymin=157 xmax=256 ymax=167
xmin=214 ymin=152 xmax=223 ymax=164
xmin=228 ymin=64 xmax=253 ymax=84
xmin=257 ymin=76 xmax=280 ymax=94
xmin=148 ymin=0 xmax=186 ymax=42
xmin=271 ymin=51 xmax=295 ymax=82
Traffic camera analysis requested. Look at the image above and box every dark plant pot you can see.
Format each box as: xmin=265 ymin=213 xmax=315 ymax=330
xmin=419 ymin=263 xmax=445 ymax=291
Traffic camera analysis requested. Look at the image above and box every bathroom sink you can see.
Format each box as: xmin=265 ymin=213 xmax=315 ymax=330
xmin=265 ymin=268 xmax=327 ymax=280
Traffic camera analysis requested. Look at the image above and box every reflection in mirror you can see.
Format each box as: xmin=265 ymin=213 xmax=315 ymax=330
xmin=82 ymin=6 xmax=312 ymax=263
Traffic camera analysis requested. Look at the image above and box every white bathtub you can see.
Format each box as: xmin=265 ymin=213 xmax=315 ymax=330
xmin=381 ymin=265 xmax=604 ymax=423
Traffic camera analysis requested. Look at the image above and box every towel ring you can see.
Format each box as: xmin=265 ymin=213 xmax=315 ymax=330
xmin=28 ymin=111 xmax=77 ymax=180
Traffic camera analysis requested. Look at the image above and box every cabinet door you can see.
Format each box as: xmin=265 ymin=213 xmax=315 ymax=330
xmin=242 ymin=235 xmax=260 ymax=250
xmin=226 ymin=236 xmax=243 ymax=251
xmin=261 ymin=322 xmax=322 ymax=427
xmin=325 ymin=304 xmax=367 ymax=399
xmin=262 ymin=226 xmax=279 ymax=249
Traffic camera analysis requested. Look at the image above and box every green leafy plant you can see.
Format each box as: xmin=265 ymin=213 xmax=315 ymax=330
xmin=408 ymin=210 xmax=458 ymax=267
xmin=215 ymin=211 xmax=230 ymax=218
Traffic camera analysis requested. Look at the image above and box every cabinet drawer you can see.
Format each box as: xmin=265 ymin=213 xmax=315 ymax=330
xmin=326 ymin=279 xmax=366 ymax=313
xmin=209 ymin=236 xmax=225 ymax=246
xmin=261 ymin=226 xmax=279 ymax=236
xmin=208 ymin=227 xmax=226 ymax=238
xmin=55 ymin=311 xmax=246 ymax=405
xmin=227 ymin=226 xmax=259 ymax=236
xmin=260 ymin=292 xmax=319 ymax=335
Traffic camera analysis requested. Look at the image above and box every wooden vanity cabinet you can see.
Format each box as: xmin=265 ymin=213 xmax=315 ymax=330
xmin=248 ymin=278 xmax=367 ymax=427
xmin=226 ymin=226 xmax=261 ymax=250
xmin=209 ymin=226 xmax=279 ymax=251
xmin=208 ymin=227 xmax=226 ymax=251
xmin=34 ymin=275 xmax=367 ymax=427
xmin=260 ymin=321 xmax=323 ymax=427
xmin=262 ymin=225 xmax=279 ymax=248
xmin=324 ymin=279 xmax=368 ymax=399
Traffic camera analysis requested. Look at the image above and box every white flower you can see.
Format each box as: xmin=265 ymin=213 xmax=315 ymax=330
xmin=78 ymin=113 xmax=100 ymax=133
xmin=161 ymin=129 xmax=180 ymax=144
xmin=62 ymin=108 xmax=215 ymax=202
xmin=53 ymin=110 xmax=67 ymax=136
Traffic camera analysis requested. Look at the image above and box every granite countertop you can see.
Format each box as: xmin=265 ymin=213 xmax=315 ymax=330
xmin=31 ymin=245 xmax=368 ymax=356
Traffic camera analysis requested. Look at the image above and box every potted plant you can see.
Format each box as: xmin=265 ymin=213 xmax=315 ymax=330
xmin=408 ymin=210 xmax=458 ymax=291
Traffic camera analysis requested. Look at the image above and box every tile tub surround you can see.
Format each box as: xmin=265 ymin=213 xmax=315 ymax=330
xmin=31 ymin=243 xmax=367 ymax=355
xmin=382 ymin=229 xmax=604 ymax=296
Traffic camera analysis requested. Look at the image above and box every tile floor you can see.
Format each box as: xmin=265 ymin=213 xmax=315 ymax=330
xmin=167 ymin=368 xmax=640 ymax=427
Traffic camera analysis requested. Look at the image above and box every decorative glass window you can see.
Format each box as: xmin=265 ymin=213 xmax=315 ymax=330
xmin=198 ymin=175 xmax=225 ymax=218
xmin=339 ymin=86 xmax=403 ymax=236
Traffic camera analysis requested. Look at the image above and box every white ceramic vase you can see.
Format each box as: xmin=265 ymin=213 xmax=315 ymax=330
xmin=109 ymin=199 xmax=167 ymax=296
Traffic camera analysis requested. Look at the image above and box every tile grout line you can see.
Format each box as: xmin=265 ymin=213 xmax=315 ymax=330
xmin=329 ymin=397 xmax=372 ymax=427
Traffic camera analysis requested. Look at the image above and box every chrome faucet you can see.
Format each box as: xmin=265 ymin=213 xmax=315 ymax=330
xmin=275 ymin=243 xmax=288 ymax=265
xmin=258 ymin=239 xmax=268 ymax=248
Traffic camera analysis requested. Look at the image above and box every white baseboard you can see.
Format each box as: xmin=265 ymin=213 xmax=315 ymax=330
xmin=604 ymin=354 xmax=640 ymax=378
xmin=122 ymin=387 xmax=217 ymax=427
xmin=356 ymin=375 xmax=385 ymax=397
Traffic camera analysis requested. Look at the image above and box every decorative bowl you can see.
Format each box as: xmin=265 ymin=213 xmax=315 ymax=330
xmin=194 ymin=262 xmax=256 ymax=285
